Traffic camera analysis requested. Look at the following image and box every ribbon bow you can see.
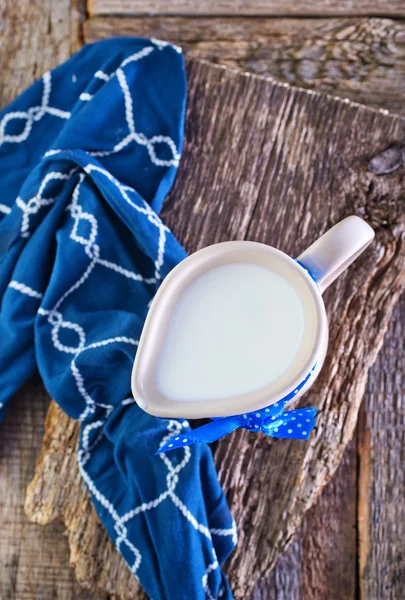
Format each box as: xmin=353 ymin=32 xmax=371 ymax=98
xmin=158 ymin=399 xmax=317 ymax=454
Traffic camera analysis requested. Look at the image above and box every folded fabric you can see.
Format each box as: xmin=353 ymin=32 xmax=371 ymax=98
xmin=0 ymin=38 xmax=236 ymax=600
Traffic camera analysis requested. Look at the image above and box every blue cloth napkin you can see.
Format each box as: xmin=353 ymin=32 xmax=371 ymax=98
xmin=0 ymin=38 xmax=236 ymax=600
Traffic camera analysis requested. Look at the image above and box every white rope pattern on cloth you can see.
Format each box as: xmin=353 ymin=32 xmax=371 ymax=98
xmin=9 ymin=281 xmax=43 ymax=299
xmin=0 ymin=71 xmax=70 ymax=147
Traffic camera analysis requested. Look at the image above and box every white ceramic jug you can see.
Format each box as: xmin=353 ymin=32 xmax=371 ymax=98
xmin=132 ymin=215 xmax=374 ymax=419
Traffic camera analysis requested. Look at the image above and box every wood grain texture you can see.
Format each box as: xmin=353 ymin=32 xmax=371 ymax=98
xmin=26 ymin=58 xmax=405 ymax=598
xmin=0 ymin=0 xmax=73 ymax=108
xmin=0 ymin=382 xmax=100 ymax=600
xmin=300 ymin=440 xmax=357 ymax=599
xmin=0 ymin=1 xmax=103 ymax=598
xmin=88 ymin=0 xmax=405 ymax=17
xmin=358 ymin=297 xmax=405 ymax=600
xmin=251 ymin=441 xmax=357 ymax=600
xmin=252 ymin=535 xmax=304 ymax=599
xmin=85 ymin=16 xmax=405 ymax=117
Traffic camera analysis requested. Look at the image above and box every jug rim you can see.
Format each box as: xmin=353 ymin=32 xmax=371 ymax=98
xmin=132 ymin=241 xmax=328 ymax=419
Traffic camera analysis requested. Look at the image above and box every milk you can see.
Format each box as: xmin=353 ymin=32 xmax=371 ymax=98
xmin=155 ymin=263 xmax=305 ymax=401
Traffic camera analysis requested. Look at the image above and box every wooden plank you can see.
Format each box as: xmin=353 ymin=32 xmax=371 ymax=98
xmin=0 ymin=382 xmax=101 ymax=600
xmin=88 ymin=0 xmax=405 ymax=18
xmin=301 ymin=441 xmax=357 ymax=599
xmin=358 ymin=296 xmax=405 ymax=599
xmin=26 ymin=57 xmax=405 ymax=599
xmin=251 ymin=441 xmax=357 ymax=599
xmin=0 ymin=1 xmax=102 ymax=599
xmin=85 ymin=16 xmax=405 ymax=117
xmin=0 ymin=0 xmax=72 ymax=108
xmin=251 ymin=535 xmax=304 ymax=599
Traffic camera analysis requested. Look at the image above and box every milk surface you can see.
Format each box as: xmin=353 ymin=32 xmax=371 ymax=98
xmin=156 ymin=263 xmax=305 ymax=401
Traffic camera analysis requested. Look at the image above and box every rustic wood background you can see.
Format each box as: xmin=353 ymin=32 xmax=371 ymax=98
xmin=1 ymin=1 xmax=405 ymax=599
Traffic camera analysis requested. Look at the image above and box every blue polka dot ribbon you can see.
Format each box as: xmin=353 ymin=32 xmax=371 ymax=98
xmin=158 ymin=367 xmax=317 ymax=453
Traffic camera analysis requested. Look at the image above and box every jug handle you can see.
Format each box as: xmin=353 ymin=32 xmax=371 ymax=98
xmin=297 ymin=215 xmax=375 ymax=294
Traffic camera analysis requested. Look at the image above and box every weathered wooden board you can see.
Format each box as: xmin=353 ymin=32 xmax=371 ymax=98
xmin=255 ymin=440 xmax=357 ymax=599
xmin=86 ymin=16 xmax=405 ymax=117
xmin=0 ymin=382 xmax=101 ymax=600
xmin=88 ymin=0 xmax=405 ymax=17
xmin=300 ymin=440 xmax=358 ymax=599
xmin=0 ymin=1 xmax=102 ymax=599
xmin=25 ymin=56 xmax=405 ymax=599
xmin=0 ymin=0 xmax=73 ymax=108
xmin=358 ymin=297 xmax=405 ymax=600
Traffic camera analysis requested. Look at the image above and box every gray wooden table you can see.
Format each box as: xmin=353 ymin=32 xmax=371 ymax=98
xmin=1 ymin=1 xmax=405 ymax=598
